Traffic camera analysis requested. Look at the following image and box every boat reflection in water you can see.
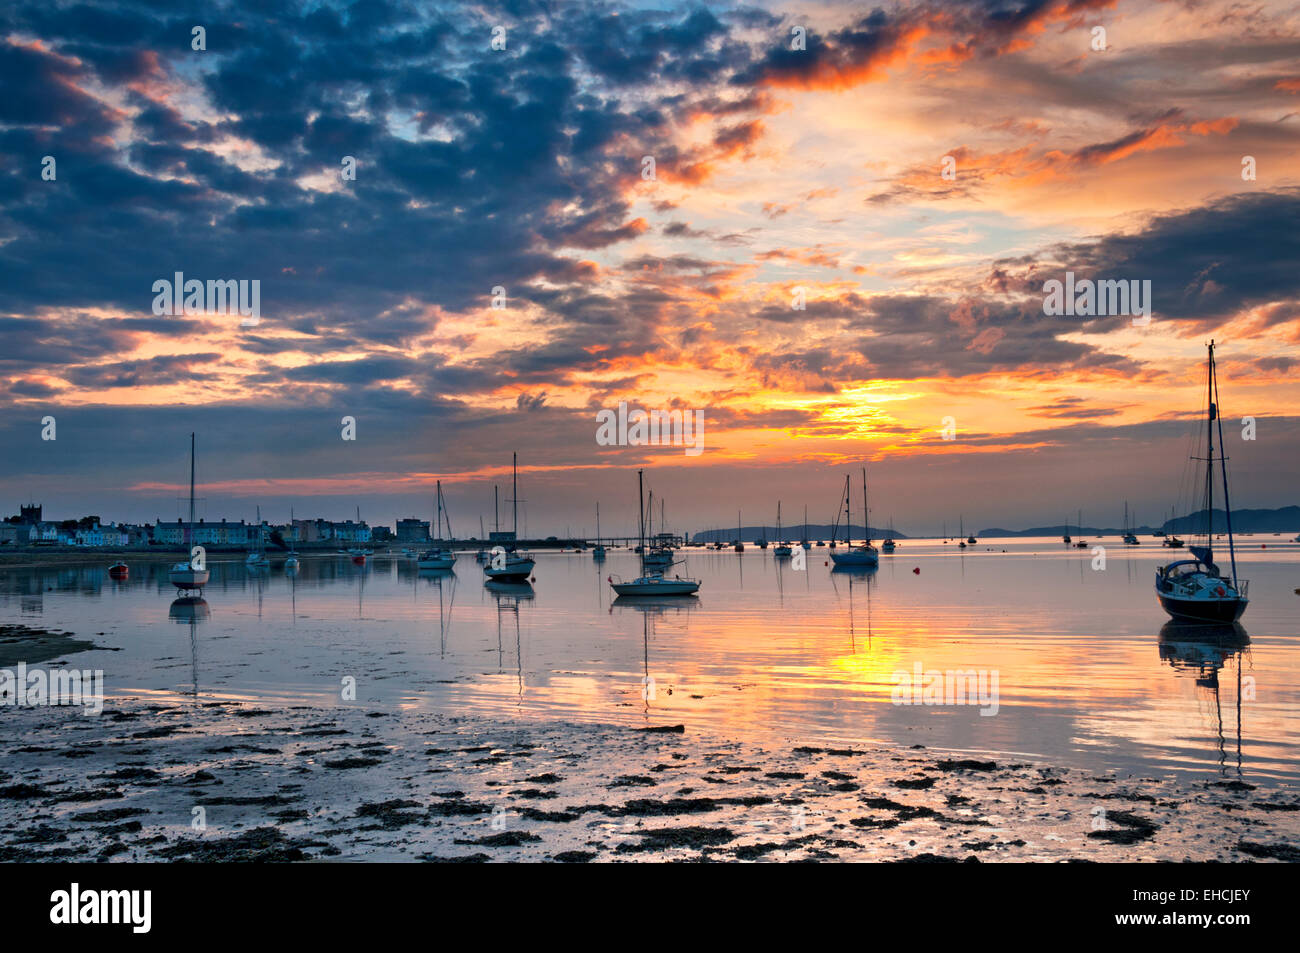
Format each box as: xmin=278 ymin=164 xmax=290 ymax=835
xmin=830 ymin=564 xmax=876 ymax=653
xmin=1158 ymin=620 xmax=1251 ymax=776
xmin=486 ymin=580 xmax=532 ymax=703
xmin=610 ymin=595 xmax=697 ymax=719
xmin=168 ymin=596 xmax=210 ymax=698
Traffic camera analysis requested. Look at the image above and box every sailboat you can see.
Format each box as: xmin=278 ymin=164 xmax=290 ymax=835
xmin=1122 ymin=501 xmax=1140 ymax=545
xmin=284 ymin=506 xmax=300 ymax=570
xmin=773 ymin=502 xmax=793 ymax=558
xmin=829 ymin=469 xmax=879 ymax=568
xmin=881 ymin=517 xmax=897 ymax=553
xmin=168 ymin=432 xmax=211 ymax=592
xmin=476 ymin=493 xmax=497 ymax=564
xmin=1062 ymin=515 xmax=1072 ymax=545
xmin=608 ymin=469 xmax=700 ymax=596
xmin=966 ymin=522 xmax=977 ymax=546
xmin=801 ymin=505 xmax=811 ymax=550
xmin=958 ymin=517 xmax=968 ymax=549
xmin=347 ymin=506 xmax=371 ymax=564
xmin=1072 ymin=509 xmax=1088 ymax=548
xmin=418 ymin=481 xmax=457 ymax=570
xmin=1161 ymin=507 xmax=1183 ymax=547
xmin=1155 ymin=341 xmax=1249 ymax=623
xmin=642 ymin=491 xmax=673 ymax=570
xmin=733 ymin=510 xmax=744 ymax=553
xmin=592 ymin=503 xmax=607 ymax=560
xmin=246 ymin=505 xmax=269 ymax=568
xmin=484 ymin=453 xmax=535 ymax=582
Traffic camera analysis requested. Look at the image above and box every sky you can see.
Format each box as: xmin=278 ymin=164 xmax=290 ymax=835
xmin=1 ymin=0 xmax=1299 ymax=538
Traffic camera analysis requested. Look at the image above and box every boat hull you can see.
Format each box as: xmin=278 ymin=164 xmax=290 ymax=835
xmin=830 ymin=549 xmax=879 ymax=567
xmin=611 ymin=580 xmax=700 ymax=596
xmin=1157 ymin=591 xmax=1248 ymax=624
xmin=168 ymin=566 xmax=210 ymax=589
xmin=485 ymin=557 xmax=535 ymax=581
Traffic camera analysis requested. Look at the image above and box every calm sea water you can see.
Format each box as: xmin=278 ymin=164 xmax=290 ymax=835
xmin=4 ymin=537 xmax=1298 ymax=786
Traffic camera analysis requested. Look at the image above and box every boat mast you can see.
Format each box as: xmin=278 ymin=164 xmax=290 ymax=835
xmin=1204 ymin=342 xmax=1215 ymax=551
xmin=861 ymin=467 xmax=869 ymax=543
xmin=494 ymin=485 xmax=499 ymax=534
xmin=436 ymin=480 xmax=444 ymax=541
xmin=511 ymin=452 xmax=519 ymax=539
xmin=1210 ymin=341 xmax=1240 ymax=587
xmin=843 ymin=474 xmax=851 ymax=546
xmin=187 ymin=431 xmax=196 ymax=550
xmin=637 ymin=470 xmax=645 ymax=553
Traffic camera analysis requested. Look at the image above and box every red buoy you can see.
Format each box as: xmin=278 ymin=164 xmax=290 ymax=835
xmin=913 ymin=567 xmax=920 ymax=574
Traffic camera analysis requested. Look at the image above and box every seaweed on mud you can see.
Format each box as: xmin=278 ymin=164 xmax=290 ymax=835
xmin=419 ymin=852 xmax=491 ymax=863
xmin=0 ymin=784 xmax=50 ymax=799
xmin=49 ymin=788 xmax=124 ymax=804
xmin=70 ymin=807 xmax=148 ymax=822
xmin=552 ymin=850 xmax=597 ymax=862
xmin=453 ymin=831 xmax=542 ymax=847
xmin=159 ymin=827 xmax=328 ymax=862
xmin=1087 ymin=810 xmax=1159 ymax=844
xmin=428 ymin=800 xmax=493 ymax=817
xmin=101 ymin=767 xmax=161 ymax=782
xmin=13 ymin=825 xmax=69 ymax=844
xmin=891 ymin=777 xmax=935 ymax=790
xmin=732 ymin=835 xmax=817 ymax=860
xmin=1237 ymin=841 xmax=1300 ymax=861
xmin=518 ymin=807 xmax=581 ymax=822
xmin=893 ymin=853 xmax=981 ymax=863
xmin=616 ymin=826 xmax=735 ymax=852
xmin=321 ymin=756 xmax=384 ymax=769
xmin=934 ymin=760 xmax=998 ymax=772
xmin=355 ymin=799 xmax=424 ymax=829
xmin=608 ymin=775 xmax=657 ymax=788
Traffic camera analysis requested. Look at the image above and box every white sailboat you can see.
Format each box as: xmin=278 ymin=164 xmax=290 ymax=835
xmin=246 ymin=505 xmax=269 ymax=568
xmin=418 ymin=481 xmax=456 ymax=570
xmin=882 ymin=517 xmax=897 ymax=553
xmin=829 ymin=468 xmax=878 ymax=568
xmin=484 ymin=453 xmax=535 ymax=581
xmin=773 ymin=502 xmax=793 ymax=558
xmin=1122 ymin=501 xmax=1140 ymax=545
xmin=592 ymin=503 xmax=607 ymax=560
xmin=168 ymin=432 xmax=211 ymax=592
xmin=1155 ymin=341 xmax=1249 ymax=623
xmin=608 ymin=469 xmax=700 ymax=596
xmin=284 ymin=506 xmax=300 ymax=570
xmin=640 ymin=491 xmax=673 ymax=569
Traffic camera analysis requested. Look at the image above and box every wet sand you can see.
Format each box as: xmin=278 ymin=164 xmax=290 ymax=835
xmin=2 ymin=699 xmax=1297 ymax=862
xmin=0 ymin=624 xmax=112 ymax=667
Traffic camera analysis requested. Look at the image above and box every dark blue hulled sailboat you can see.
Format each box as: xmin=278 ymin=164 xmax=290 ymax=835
xmin=1154 ymin=342 xmax=1248 ymax=623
